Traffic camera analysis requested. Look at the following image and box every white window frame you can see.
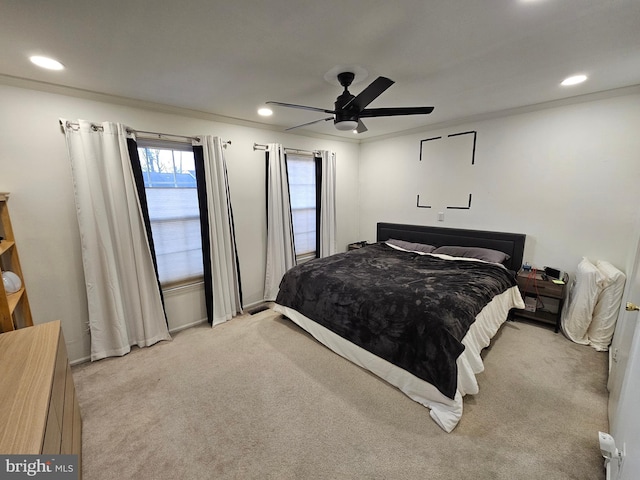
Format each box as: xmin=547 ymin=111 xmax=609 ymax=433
xmin=137 ymin=138 xmax=204 ymax=288
xmin=286 ymin=153 xmax=319 ymax=263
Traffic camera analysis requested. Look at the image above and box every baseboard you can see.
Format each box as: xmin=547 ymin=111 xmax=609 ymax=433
xmin=71 ymin=305 xmax=271 ymax=366
xmin=169 ymin=317 xmax=208 ymax=334
xmin=70 ymin=355 xmax=91 ymax=366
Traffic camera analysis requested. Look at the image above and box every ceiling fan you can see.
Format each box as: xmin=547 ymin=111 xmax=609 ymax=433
xmin=267 ymin=71 xmax=434 ymax=133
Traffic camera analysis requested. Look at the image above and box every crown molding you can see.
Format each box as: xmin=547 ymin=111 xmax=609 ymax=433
xmin=0 ymin=74 xmax=359 ymax=144
xmin=360 ymin=84 xmax=640 ymax=143
xmin=2 ymin=74 xmax=637 ymax=145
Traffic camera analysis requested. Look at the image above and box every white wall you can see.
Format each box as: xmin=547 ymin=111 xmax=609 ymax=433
xmin=358 ymin=93 xmax=640 ymax=279
xmin=3 ymin=81 xmax=639 ymax=365
xmin=0 ymin=83 xmax=360 ymax=363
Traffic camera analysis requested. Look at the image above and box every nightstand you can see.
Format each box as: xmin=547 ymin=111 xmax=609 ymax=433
xmin=348 ymin=241 xmax=368 ymax=251
xmin=513 ymin=270 xmax=567 ymax=333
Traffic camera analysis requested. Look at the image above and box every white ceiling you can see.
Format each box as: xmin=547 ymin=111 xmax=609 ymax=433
xmin=2 ymin=0 xmax=640 ymax=140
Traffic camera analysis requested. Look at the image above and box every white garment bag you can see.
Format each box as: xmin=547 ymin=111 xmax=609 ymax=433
xmin=562 ymin=257 xmax=625 ymax=351
xmin=562 ymin=257 xmax=605 ymax=345
xmin=588 ymin=261 xmax=626 ymax=351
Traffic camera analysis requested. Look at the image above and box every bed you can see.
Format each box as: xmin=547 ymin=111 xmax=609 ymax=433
xmin=274 ymin=223 xmax=526 ymax=432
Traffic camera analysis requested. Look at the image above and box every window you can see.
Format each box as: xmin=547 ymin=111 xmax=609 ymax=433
xmin=286 ymin=153 xmax=319 ymax=262
xmin=137 ymin=140 xmax=203 ymax=286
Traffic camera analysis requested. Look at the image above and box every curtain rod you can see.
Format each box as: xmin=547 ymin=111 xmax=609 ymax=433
xmin=136 ymin=129 xmax=201 ymax=143
xmin=253 ymin=143 xmax=318 ymax=156
xmin=135 ymin=130 xmax=232 ymax=148
xmin=61 ymin=120 xmax=231 ymax=147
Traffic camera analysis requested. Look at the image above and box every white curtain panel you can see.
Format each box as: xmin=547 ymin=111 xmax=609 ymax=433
xmin=62 ymin=119 xmax=170 ymax=361
xmin=264 ymin=143 xmax=296 ymax=301
xmin=319 ymin=150 xmax=337 ymax=257
xmin=196 ymin=135 xmax=242 ymax=325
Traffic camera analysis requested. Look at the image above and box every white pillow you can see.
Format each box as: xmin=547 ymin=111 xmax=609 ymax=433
xmin=561 ymin=257 xmax=606 ymax=345
xmin=587 ymin=261 xmax=626 ymax=351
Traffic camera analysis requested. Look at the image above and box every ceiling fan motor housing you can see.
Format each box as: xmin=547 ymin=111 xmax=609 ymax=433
xmin=337 ymin=71 xmax=355 ymax=88
xmin=334 ymin=91 xmax=359 ymax=129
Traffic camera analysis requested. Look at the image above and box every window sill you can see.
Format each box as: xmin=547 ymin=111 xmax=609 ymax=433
xmin=161 ymin=278 xmax=205 ymax=295
xmin=296 ymin=253 xmax=317 ymax=264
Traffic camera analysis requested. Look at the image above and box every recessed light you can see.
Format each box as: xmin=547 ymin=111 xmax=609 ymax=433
xmin=29 ymin=55 xmax=65 ymax=70
xmin=561 ymin=74 xmax=587 ymax=86
xmin=258 ymin=107 xmax=273 ymax=116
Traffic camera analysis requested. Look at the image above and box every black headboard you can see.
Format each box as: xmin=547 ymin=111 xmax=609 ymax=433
xmin=376 ymin=223 xmax=526 ymax=272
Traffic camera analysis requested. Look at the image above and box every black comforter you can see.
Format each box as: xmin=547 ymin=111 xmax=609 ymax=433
xmin=275 ymin=242 xmax=517 ymax=399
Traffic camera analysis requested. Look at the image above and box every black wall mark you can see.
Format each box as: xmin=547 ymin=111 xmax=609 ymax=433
xmin=447 ymin=193 xmax=473 ymax=210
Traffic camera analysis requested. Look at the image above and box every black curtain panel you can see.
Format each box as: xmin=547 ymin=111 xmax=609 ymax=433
xmin=222 ymin=158 xmax=244 ymax=308
xmin=126 ymin=138 xmax=168 ymax=323
xmin=192 ymin=145 xmax=214 ymax=324
xmin=314 ymin=156 xmax=322 ymax=258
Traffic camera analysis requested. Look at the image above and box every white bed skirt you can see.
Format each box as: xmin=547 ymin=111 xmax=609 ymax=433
xmin=274 ymin=285 xmax=524 ymax=432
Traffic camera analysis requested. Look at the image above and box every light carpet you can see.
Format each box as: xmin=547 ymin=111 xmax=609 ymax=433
xmin=72 ymin=309 xmax=608 ymax=479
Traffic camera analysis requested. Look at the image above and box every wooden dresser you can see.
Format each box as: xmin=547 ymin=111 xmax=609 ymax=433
xmin=0 ymin=321 xmax=82 ymax=465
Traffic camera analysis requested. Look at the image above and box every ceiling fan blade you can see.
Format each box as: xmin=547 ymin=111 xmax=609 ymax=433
xmin=356 ymin=120 xmax=368 ymax=134
xmin=347 ymin=76 xmax=395 ymax=111
xmin=285 ymin=117 xmax=334 ymax=131
xmin=359 ymin=106 xmax=435 ymax=117
xmin=267 ymin=101 xmax=335 ymax=115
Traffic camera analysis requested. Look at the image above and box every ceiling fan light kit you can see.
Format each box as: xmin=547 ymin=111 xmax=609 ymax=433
xmin=267 ymin=67 xmax=434 ymax=134
xmin=335 ymin=120 xmax=359 ymax=131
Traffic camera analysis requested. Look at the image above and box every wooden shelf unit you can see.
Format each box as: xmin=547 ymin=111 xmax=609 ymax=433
xmin=0 ymin=192 xmax=33 ymax=332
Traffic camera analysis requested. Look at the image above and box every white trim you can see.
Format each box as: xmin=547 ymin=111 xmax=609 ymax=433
xmin=0 ymin=74 xmax=360 ymax=143
xmin=357 ymin=84 xmax=640 ymax=143
xmin=162 ymin=280 xmax=205 ymax=297
xmin=70 ymin=355 xmax=91 ymax=366
xmin=169 ymin=317 xmax=208 ymax=334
